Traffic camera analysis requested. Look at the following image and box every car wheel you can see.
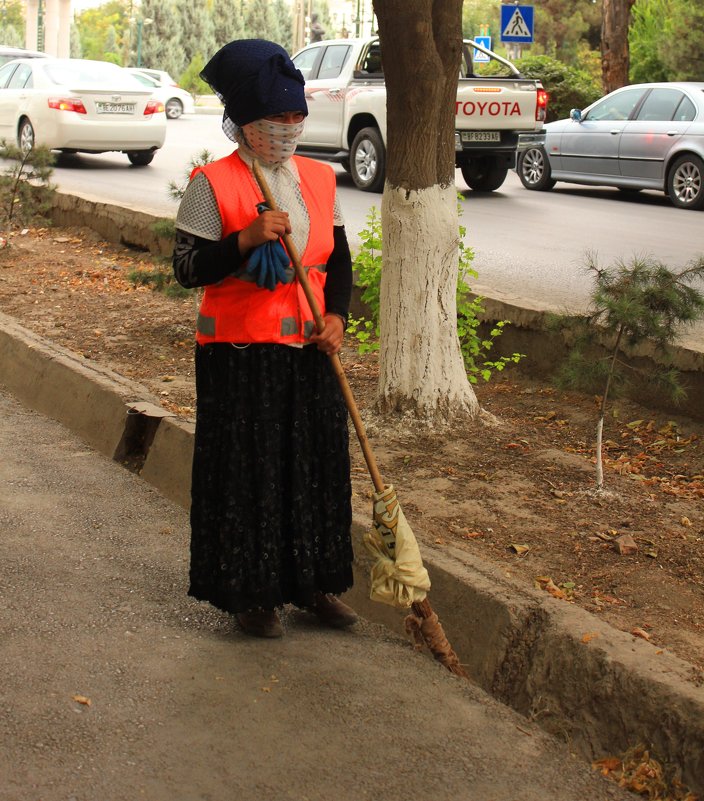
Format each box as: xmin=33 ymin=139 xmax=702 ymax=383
xmin=165 ymin=98 xmax=184 ymax=119
xmin=461 ymin=156 xmax=509 ymax=192
xmin=667 ymin=154 xmax=704 ymax=210
xmin=127 ymin=150 xmax=155 ymax=167
xmin=18 ymin=118 xmax=35 ymax=152
xmin=350 ymin=127 xmax=385 ymax=192
xmin=516 ymin=146 xmax=556 ymax=191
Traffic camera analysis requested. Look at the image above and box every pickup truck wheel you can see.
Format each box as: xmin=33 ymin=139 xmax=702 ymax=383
xmin=460 ymin=157 xmax=508 ymax=192
xmin=517 ymin=146 xmax=556 ymax=191
xmin=350 ymin=127 xmax=385 ymax=192
xmin=667 ymin=153 xmax=704 ymax=210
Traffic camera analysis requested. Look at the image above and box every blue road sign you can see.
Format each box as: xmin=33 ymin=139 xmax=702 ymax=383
xmin=473 ymin=35 xmax=491 ymax=63
xmin=500 ymin=5 xmax=534 ymax=43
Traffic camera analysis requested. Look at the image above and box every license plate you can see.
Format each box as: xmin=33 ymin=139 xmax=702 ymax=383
xmin=461 ymin=131 xmax=501 ymax=143
xmin=96 ymin=102 xmax=136 ymax=114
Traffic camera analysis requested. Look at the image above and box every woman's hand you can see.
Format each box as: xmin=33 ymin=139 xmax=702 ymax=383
xmin=310 ymin=314 xmax=344 ymax=355
xmin=238 ymin=211 xmax=291 ymax=256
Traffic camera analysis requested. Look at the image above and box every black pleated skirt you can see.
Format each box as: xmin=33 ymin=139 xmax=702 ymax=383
xmin=188 ymin=342 xmax=354 ymax=614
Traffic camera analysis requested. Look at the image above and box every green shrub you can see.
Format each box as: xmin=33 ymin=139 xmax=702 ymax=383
xmin=348 ymin=201 xmax=524 ymax=383
xmin=515 ymin=54 xmax=601 ymax=121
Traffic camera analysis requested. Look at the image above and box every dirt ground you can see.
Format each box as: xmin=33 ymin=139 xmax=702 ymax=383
xmin=2 ymin=225 xmax=703 ymax=677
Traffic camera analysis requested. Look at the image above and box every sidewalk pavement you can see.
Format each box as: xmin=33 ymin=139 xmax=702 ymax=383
xmin=0 ymin=387 xmax=633 ymax=801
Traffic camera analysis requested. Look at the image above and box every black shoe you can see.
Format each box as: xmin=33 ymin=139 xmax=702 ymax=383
xmin=311 ymin=593 xmax=358 ymax=629
xmin=236 ymin=609 xmax=283 ymax=638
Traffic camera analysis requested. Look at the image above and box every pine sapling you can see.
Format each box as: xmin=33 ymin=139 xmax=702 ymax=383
xmin=558 ymin=253 xmax=704 ymax=491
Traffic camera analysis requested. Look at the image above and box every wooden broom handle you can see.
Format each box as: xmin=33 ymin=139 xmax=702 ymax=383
xmin=252 ymin=160 xmax=385 ymax=493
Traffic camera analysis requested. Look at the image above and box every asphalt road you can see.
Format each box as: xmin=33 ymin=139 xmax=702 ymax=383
xmin=0 ymin=388 xmax=633 ymax=801
xmin=47 ymin=112 xmax=704 ymax=347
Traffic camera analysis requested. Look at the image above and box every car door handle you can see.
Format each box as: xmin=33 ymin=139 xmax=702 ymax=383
xmin=328 ymin=88 xmax=341 ymax=94
xmin=666 ymin=130 xmax=678 ymax=136
xmin=610 ymin=129 xmax=621 ymax=135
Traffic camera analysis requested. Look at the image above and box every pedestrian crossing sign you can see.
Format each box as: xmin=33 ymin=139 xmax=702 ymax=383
xmin=500 ymin=4 xmax=534 ymax=43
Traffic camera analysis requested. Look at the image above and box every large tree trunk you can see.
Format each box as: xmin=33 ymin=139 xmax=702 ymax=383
xmin=601 ymin=0 xmax=636 ymax=93
xmin=373 ymin=0 xmax=479 ymax=424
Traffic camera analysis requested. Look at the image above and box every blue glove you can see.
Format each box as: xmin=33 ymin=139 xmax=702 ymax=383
xmin=246 ymin=239 xmax=292 ymax=292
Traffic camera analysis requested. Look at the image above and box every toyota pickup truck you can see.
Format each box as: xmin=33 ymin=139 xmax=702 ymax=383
xmin=291 ymin=37 xmax=548 ymax=192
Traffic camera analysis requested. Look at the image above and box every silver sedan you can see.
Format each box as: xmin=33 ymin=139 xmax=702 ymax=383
xmin=517 ymin=82 xmax=704 ymax=210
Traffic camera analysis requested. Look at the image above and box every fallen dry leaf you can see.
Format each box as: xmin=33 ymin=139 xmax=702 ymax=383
xmin=510 ymin=543 xmax=530 ymax=555
xmin=582 ymin=632 xmax=600 ymax=644
xmin=614 ymin=534 xmax=638 ymax=555
xmin=631 ymin=627 xmax=651 ymax=641
xmin=72 ymin=694 xmax=92 ymax=706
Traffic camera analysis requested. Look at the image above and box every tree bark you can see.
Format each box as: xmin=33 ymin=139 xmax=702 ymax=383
xmin=601 ymin=0 xmax=636 ymax=93
xmin=372 ymin=0 xmax=479 ymax=424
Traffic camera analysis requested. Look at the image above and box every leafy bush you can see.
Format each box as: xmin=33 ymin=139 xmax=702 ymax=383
xmin=515 ymin=54 xmax=601 ymax=121
xmin=348 ymin=202 xmax=523 ymax=383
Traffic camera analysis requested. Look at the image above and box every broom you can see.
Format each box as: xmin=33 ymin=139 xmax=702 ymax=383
xmin=252 ymin=160 xmax=467 ymax=679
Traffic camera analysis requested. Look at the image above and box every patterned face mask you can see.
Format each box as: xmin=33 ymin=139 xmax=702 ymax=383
xmin=241 ymin=118 xmax=305 ymax=165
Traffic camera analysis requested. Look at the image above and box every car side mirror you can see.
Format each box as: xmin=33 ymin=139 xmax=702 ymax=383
xmin=570 ymin=108 xmax=582 ymax=122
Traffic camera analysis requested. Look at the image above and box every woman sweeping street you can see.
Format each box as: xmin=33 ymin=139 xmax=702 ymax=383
xmin=172 ymin=39 xmax=357 ymax=638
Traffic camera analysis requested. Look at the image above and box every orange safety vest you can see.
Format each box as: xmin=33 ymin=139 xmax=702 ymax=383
xmin=191 ymin=151 xmax=336 ymax=345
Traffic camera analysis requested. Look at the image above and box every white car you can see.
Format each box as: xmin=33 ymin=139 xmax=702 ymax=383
xmin=124 ymin=67 xmax=194 ymax=119
xmin=0 ymin=46 xmax=50 ymax=66
xmin=0 ymin=57 xmax=167 ymax=166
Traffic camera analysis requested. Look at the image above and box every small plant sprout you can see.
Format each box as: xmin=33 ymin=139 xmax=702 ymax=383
xmin=558 ymin=253 xmax=704 ymax=491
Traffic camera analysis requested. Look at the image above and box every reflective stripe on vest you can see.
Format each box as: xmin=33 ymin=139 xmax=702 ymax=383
xmin=190 ymin=153 xmax=336 ymax=346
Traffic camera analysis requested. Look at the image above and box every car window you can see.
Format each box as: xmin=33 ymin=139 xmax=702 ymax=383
xmin=292 ymin=47 xmax=322 ymax=80
xmin=0 ymin=62 xmax=17 ymax=88
xmin=635 ymin=88 xmax=685 ymax=122
xmin=132 ymin=72 xmax=159 ymax=87
xmin=674 ymin=95 xmax=697 ymax=122
xmin=44 ymin=60 xmax=137 ymax=86
xmin=359 ymin=43 xmax=382 ymax=75
xmin=586 ymin=88 xmax=645 ymax=121
xmin=7 ymin=63 xmax=32 ymax=89
xmin=317 ymin=45 xmax=350 ymax=80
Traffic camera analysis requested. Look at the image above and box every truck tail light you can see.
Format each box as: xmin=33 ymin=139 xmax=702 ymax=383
xmin=144 ymin=100 xmax=165 ymax=116
xmin=536 ymin=90 xmax=548 ymax=122
xmin=48 ymin=97 xmax=87 ymax=114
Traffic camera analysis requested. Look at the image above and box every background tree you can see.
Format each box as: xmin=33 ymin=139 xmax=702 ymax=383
xmin=244 ymin=0 xmax=278 ymax=40
xmin=177 ymin=0 xmax=217 ymax=69
xmin=601 ymin=0 xmax=636 ymax=92
xmin=0 ymin=0 xmax=25 ymax=43
xmin=70 ymin=22 xmax=83 ymax=58
xmin=76 ymin=1 xmax=129 ymax=63
xmin=211 ymin=0 xmax=246 ymax=49
xmin=271 ymin=0 xmax=293 ymax=51
xmin=139 ymin=0 xmax=185 ymax=75
xmin=629 ymin=0 xmax=670 ymax=83
xmin=533 ymin=0 xmax=601 ymax=61
xmin=660 ymin=0 xmax=704 ymax=81
xmin=372 ymin=0 xmax=479 ymax=422
xmin=0 ymin=24 xmax=22 ymax=47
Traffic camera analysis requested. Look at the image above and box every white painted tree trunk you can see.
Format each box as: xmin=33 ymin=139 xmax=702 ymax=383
xmin=378 ymin=182 xmax=480 ymax=423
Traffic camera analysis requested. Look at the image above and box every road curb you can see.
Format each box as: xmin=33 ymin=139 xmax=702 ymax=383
xmin=1 ymin=310 xmax=703 ymax=793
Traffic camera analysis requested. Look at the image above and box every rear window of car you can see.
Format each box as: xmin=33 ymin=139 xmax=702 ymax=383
xmin=43 ymin=61 xmax=139 ymax=87
xmin=636 ymin=88 xmax=685 ymax=121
